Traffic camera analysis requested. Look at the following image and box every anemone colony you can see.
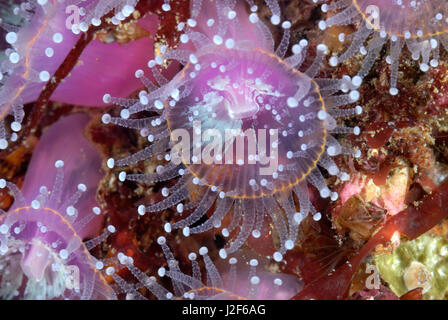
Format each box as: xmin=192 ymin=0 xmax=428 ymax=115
xmin=0 ymin=0 xmax=447 ymax=301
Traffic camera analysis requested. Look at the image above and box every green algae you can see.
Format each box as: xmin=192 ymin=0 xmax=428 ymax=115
xmin=374 ymin=233 xmax=448 ymax=299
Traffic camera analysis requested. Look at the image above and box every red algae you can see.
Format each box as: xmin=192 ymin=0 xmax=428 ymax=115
xmin=293 ymin=178 xmax=448 ymax=300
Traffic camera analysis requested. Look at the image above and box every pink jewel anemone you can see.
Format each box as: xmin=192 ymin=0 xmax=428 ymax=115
xmin=104 ymin=0 xmax=363 ymax=262
xmin=0 ymin=114 xmax=115 ymax=300
xmin=316 ymin=0 xmax=448 ymax=95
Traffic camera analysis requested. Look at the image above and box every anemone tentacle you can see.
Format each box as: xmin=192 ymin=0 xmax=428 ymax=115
xmin=113 ymin=237 xmax=302 ymax=300
xmin=316 ymin=0 xmax=448 ymax=95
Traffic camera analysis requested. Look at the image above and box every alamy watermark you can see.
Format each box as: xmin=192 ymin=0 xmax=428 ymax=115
xmin=365 ymin=5 xmax=380 ymax=30
xmin=65 ymin=265 xmax=80 ymax=292
xmin=65 ymin=0 xmax=89 ymax=31
xmin=170 ymin=121 xmax=279 ymax=176
xmin=365 ymin=263 xmax=380 ymax=290
xmin=65 ymin=5 xmax=82 ymax=30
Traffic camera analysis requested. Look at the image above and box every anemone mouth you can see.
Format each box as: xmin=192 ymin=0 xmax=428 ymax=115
xmin=0 ymin=239 xmax=75 ymax=300
xmin=166 ymin=48 xmax=327 ymax=199
xmin=0 ymin=206 xmax=111 ymax=299
xmin=353 ymin=0 xmax=448 ymax=38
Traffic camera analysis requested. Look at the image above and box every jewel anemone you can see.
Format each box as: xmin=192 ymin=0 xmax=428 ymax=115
xmin=316 ymin=0 xmax=448 ymax=95
xmin=0 ymin=114 xmax=115 ymax=299
xmin=113 ymin=236 xmax=302 ymax=300
xmin=103 ymin=0 xmax=362 ymax=262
